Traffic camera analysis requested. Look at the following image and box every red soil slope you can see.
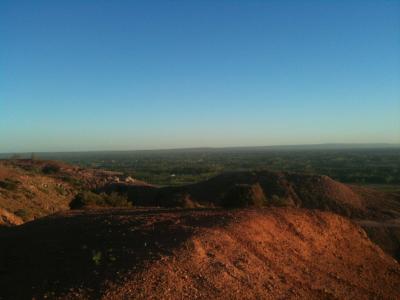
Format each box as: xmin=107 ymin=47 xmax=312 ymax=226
xmin=0 ymin=160 xmax=149 ymax=225
xmin=125 ymin=171 xmax=400 ymax=260
xmin=0 ymin=208 xmax=399 ymax=299
xmin=144 ymin=171 xmax=388 ymax=216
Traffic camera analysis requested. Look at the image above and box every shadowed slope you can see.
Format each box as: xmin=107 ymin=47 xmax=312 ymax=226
xmin=1 ymin=208 xmax=399 ymax=299
xmin=147 ymin=171 xmax=371 ymax=216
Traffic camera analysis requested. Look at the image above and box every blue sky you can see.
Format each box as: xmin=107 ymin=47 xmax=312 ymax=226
xmin=1 ymin=0 xmax=399 ymax=152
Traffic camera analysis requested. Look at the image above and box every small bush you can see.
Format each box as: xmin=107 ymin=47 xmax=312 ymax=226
xmin=54 ymin=185 xmax=68 ymax=196
xmin=69 ymin=191 xmax=132 ymax=209
xmin=14 ymin=209 xmax=31 ymax=221
xmin=59 ymin=175 xmax=81 ymax=187
xmin=0 ymin=179 xmax=20 ymax=191
xmin=23 ymin=188 xmax=36 ymax=199
xmin=42 ymin=164 xmax=61 ymax=174
xmin=92 ymin=250 xmax=102 ymax=265
xmin=104 ymin=192 xmax=132 ymax=207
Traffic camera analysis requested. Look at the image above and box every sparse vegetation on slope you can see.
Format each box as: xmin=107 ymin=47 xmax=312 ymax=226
xmin=141 ymin=171 xmax=368 ymax=215
xmin=0 ymin=160 xmax=142 ymax=224
xmin=69 ymin=191 xmax=131 ymax=209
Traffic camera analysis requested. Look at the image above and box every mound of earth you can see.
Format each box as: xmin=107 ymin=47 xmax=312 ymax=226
xmin=0 ymin=160 xmax=76 ymax=224
xmin=103 ymin=171 xmax=400 ymax=260
xmin=0 ymin=159 xmax=148 ymax=224
xmin=126 ymin=171 xmax=373 ymax=216
xmin=3 ymin=160 xmax=400 ymax=263
xmin=0 ymin=208 xmax=399 ymax=299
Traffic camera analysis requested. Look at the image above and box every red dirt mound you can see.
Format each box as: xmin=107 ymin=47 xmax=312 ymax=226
xmin=150 ymin=171 xmax=366 ymax=216
xmin=0 ymin=159 xmax=151 ymax=224
xmin=101 ymin=171 xmax=400 ymax=260
xmin=0 ymin=208 xmax=399 ymax=299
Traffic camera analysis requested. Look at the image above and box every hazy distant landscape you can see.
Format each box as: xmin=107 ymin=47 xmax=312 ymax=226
xmin=3 ymin=144 xmax=399 ymax=189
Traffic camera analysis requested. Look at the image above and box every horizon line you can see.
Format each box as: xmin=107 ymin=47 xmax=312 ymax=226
xmin=1 ymin=142 xmax=400 ymax=155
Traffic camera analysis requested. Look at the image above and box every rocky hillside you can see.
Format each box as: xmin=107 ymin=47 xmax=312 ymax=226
xmin=0 ymin=159 xmax=146 ymax=225
xmin=105 ymin=170 xmax=400 ymax=217
xmin=156 ymin=171 xmax=365 ymax=214
xmin=2 ymin=160 xmax=400 ymax=261
xmin=0 ymin=208 xmax=399 ymax=299
xmin=104 ymin=170 xmax=400 ymax=259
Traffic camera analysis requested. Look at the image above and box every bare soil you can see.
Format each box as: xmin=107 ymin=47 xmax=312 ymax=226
xmin=0 ymin=160 xmax=150 ymax=225
xmin=1 ymin=208 xmax=399 ymax=299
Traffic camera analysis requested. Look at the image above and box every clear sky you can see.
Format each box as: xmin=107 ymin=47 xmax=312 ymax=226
xmin=1 ymin=0 xmax=399 ymax=152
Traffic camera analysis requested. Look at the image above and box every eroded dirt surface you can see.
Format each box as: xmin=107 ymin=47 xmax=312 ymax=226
xmin=0 ymin=160 xmax=149 ymax=225
xmin=1 ymin=208 xmax=399 ymax=299
xmin=2 ymin=160 xmax=400 ymax=263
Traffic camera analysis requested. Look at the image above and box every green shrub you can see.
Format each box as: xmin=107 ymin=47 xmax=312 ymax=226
xmin=92 ymin=250 xmax=102 ymax=265
xmin=23 ymin=188 xmax=36 ymax=199
xmin=0 ymin=179 xmax=20 ymax=191
xmin=69 ymin=191 xmax=132 ymax=209
xmin=14 ymin=209 xmax=31 ymax=221
xmin=104 ymin=192 xmax=132 ymax=207
xmin=42 ymin=164 xmax=61 ymax=174
xmin=59 ymin=175 xmax=81 ymax=187
xmin=54 ymin=185 xmax=68 ymax=196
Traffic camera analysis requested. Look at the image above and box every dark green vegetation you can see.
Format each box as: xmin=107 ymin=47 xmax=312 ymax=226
xmin=41 ymin=163 xmax=61 ymax=174
xmin=69 ymin=191 xmax=132 ymax=209
xmin=9 ymin=145 xmax=399 ymax=189
xmin=0 ymin=178 xmax=20 ymax=191
xmin=13 ymin=208 xmax=31 ymax=221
